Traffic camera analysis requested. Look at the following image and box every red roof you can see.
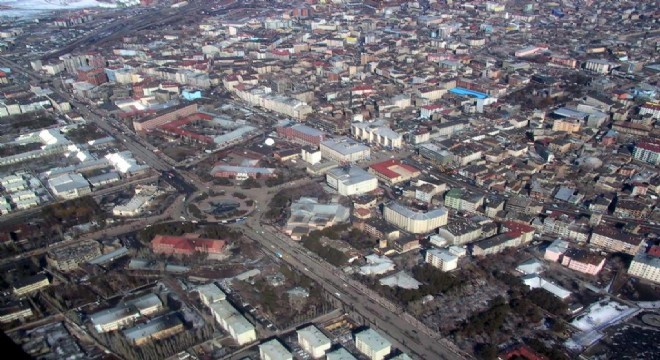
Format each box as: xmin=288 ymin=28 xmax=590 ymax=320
xmin=151 ymin=235 xmax=226 ymax=255
xmin=502 ymin=220 xmax=535 ymax=234
xmin=637 ymin=141 xmax=660 ymax=153
xmin=369 ymin=159 xmax=420 ymax=179
xmin=648 ymin=245 xmax=660 ymax=258
xmin=499 ymin=344 xmax=548 ymax=360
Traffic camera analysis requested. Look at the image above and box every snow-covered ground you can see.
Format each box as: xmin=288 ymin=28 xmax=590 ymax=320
xmin=565 ymin=298 xmax=639 ymax=352
xmin=0 ymin=0 xmax=116 ymax=18
xmin=571 ymin=299 xmax=636 ymax=331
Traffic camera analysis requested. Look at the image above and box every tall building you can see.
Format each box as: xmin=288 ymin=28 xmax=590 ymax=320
xmin=633 ymin=140 xmax=660 ymax=165
xmin=590 ymin=225 xmax=643 ymax=255
xmin=628 ymin=251 xmax=660 ymax=284
xmin=383 ymin=202 xmax=448 ymax=234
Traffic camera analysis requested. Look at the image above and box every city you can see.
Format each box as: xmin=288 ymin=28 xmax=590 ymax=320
xmin=0 ymin=0 xmax=659 ymax=359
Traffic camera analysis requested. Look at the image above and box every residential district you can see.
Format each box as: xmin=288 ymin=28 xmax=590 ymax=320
xmin=0 ymin=0 xmax=658 ymax=359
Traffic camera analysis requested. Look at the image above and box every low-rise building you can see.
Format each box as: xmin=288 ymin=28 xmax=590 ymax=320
xmin=297 ymin=325 xmax=331 ymax=358
xmin=425 ymin=248 xmax=458 ymax=271
xmin=326 ymin=347 xmax=357 ymax=360
xmin=208 ymin=300 xmax=256 ymax=345
xmin=89 ymin=294 xmax=163 ymax=333
xmin=151 ymin=235 xmax=226 ymax=259
xmin=195 ymin=283 xmax=226 ymax=306
xmin=561 ymin=248 xmax=606 ymax=275
xmin=444 ymin=189 xmax=484 ymax=213
xmin=326 ymin=166 xmax=378 ymax=196
xmin=0 ymin=303 xmax=33 ymax=324
xmin=544 ymin=239 xmax=570 ymax=262
xmin=276 ymin=123 xmax=326 ymax=146
xmin=368 ymin=159 xmax=420 ymax=185
xmin=437 ymin=218 xmax=483 ymax=245
xmin=351 ymin=121 xmax=403 ymax=149
xmin=123 ymin=312 xmax=184 ymax=346
xmin=12 ymin=274 xmax=50 ymax=297
xmin=259 ymin=339 xmax=292 ymax=360
xmin=355 ymin=328 xmax=391 ymax=360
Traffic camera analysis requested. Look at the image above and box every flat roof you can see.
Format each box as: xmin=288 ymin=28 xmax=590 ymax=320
xmin=259 ymin=339 xmax=291 ymax=359
xmin=386 ymin=202 xmax=447 ymax=221
xmin=123 ymin=312 xmax=183 ymax=341
xmin=297 ymin=325 xmax=331 ymax=348
xmin=355 ymin=328 xmax=391 ymax=352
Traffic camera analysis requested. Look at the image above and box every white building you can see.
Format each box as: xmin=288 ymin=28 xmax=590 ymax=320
xmin=297 ymin=325 xmax=331 ymax=358
xmin=259 ymin=339 xmax=292 ymax=360
xmin=383 ymin=202 xmax=448 ymax=234
xmin=326 ymin=166 xmax=378 ymax=196
xmin=48 ymin=172 xmax=91 ymax=199
xmin=105 ymin=151 xmax=149 ymax=174
xmin=195 ymin=283 xmax=226 ymax=306
xmin=351 ymin=121 xmax=403 ymax=149
xmin=320 ymin=137 xmax=371 ymax=163
xmin=425 ymin=248 xmax=458 ymax=271
xmin=302 ymin=146 xmax=322 ymax=165
xmin=326 ymin=347 xmax=357 ymax=360
xmin=355 ymin=328 xmax=391 ymax=360
xmin=208 ymin=301 xmax=256 ymax=345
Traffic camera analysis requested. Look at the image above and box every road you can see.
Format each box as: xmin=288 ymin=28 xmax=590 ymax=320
xmin=235 ymin=204 xmax=466 ymax=360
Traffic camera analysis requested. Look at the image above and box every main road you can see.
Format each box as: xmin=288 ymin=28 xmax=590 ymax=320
xmin=237 ymin=218 xmax=467 ymax=359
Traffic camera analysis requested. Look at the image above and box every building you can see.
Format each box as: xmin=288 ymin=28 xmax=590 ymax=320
xmin=276 ymin=123 xmax=326 ymax=146
xmin=544 ymin=239 xmax=570 ymax=262
xmin=48 ymin=172 xmax=91 ymax=199
xmin=437 ymin=218 xmax=483 ymax=245
xmin=590 ymin=226 xmax=643 ymax=255
xmin=355 ymin=328 xmax=391 ymax=360
xmin=195 ymin=283 xmax=226 ymax=306
xmin=89 ymin=294 xmax=163 ymax=333
xmin=151 ymin=235 xmax=226 ymax=259
xmin=47 ymin=240 xmax=101 ymax=272
xmin=208 ymin=300 xmax=257 ymax=345
xmin=368 ymin=160 xmax=420 ymax=185
xmin=210 ymin=165 xmax=277 ymax=180
xmin=133 ymin=103 xmax=198 ymax=132
xmin=123 ymin=313 xmax=184 ymax=346
xmin=425 ymin=248 xmax=458 ymax=271
xmin=297 ymin=325 xmax=331 ymax=358
xmin=259 ymin=339 xmax=292 ymax=360
xmin=383 ymin=202 xmax=448 ymax=234
xmin=584 ymin=59 xmax=616 ymax=74
xmin=326 ymin=347 xmax=357 ymax=360
xmin=628 ymin=252 xmax=660 ymax=284
xmin=444 ymin=189 xmax=485 ymax=213
xmin=0 ymin=303 xmax=33 ymax=324
xmin=351 ymin=122 xmax=403 ymax=149
xmin=326 ymin=166 xmax=378 ymax=196
xmin=12 ymin=274 xmax=50 ymax=297
xmin=561 ymin=248 xmax=606 ymax=275
xmin=285 ymin=197 xmax=350 ymax=239
xmin=552 ymin=119 xmax=581 ymax=133
xmin=633 ymin=140 xmax=660 ymax=165
xmin=320 ymin=137 xmax=370 ymax=163
xmin=301 ymin=146 xmax=322 ymax=165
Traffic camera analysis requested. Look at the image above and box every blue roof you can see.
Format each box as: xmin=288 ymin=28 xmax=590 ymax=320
xmin=449 ymin=87 xmax=488 ymax=99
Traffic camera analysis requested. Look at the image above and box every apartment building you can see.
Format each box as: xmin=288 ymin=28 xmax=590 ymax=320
xmin=561 ymin=248 xmax=606 ymax=275
xmin=437 ymin=218 xmax=483 ymax=245
xmin=47 ymin=240 xmax=101 ymax=272
xmin=425 ymin=248 xmax=458 ymax=272
xmin=628 ymin=252 xmax=660 ymax=284
xmin=355 ymin=328 xmax=391 ymax=360
xmin=351 ymin=121 xmax=403 ymax=149
xmin=12 ymin=274 xmax=50 ymax=297
xmin=297 ymin=325 xmax=331 ymax=358
xmin=590 ymin=225 xmax=643 ymax=255
xmin=633 ymin=140 xmax=660 ymax=165
xmin=208 ymin=300 xmax=257 ymax=345
xmin=276 ymin=123 xmax=326 ymax=146
xmin=259 ymin=339 xmax=292 ymax=360
xmin=383 ymin=202 xmax=448 ymax=234
xmin=444 ymin=189 xmax=485 ymax=213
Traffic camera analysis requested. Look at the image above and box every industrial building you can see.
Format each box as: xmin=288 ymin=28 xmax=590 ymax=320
xmin=89 ymin=293 xmax=163 ymax=333
xmin=47 ymin=240 xmax=101 ymax=272
xmin=122 ymin=312 xmax=184 ymax=346
xmin=12 ymin=274 xmax=50 ymax=297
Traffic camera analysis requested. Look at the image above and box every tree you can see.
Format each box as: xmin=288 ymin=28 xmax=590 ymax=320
xmin=474 ymin=343 xmax=498 ymax=360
